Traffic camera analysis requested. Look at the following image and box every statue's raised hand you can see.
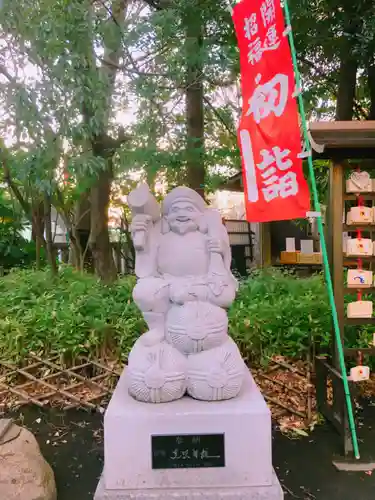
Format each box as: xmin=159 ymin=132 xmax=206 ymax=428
xmin=130 ymin=214 xmax=152 ymax=234
xmin=130 ymin=214 xmax=153 ymax=251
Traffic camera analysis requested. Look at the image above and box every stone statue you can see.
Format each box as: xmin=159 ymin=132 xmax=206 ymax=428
xmin=127 ymin=184 xmax=245 ymax=403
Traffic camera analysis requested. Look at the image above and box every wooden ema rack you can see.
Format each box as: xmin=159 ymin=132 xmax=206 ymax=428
xmin=315 ymin=161 xmax=375 ymax=456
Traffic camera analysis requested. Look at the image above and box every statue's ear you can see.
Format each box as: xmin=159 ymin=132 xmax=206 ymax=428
xmin=161 ymin=217 xmax=170 ymax=234
xmin=198 ymin=214 xmax=208 ymax=234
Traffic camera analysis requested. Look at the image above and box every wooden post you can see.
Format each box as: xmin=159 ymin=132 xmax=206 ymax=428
xmin=260 ymin=222 xmax=272 ymax=267
xmin=329 ymin=162 xmax=344 ymax=369
xmin=329 ymin=161 xmax=350 ymax=442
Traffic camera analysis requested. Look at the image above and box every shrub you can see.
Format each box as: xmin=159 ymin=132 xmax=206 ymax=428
xmin=228 ymin=268 xmax=331 ymax=365
xmin=0 ymin=266 xmax=143 ymax=363
xmin=0 ymin=266 xmax=368 ymax=367
xmin=0 ymin=209 xmax=41 ymax=271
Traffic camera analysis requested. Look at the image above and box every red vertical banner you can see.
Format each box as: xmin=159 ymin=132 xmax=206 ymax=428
xmin=232 ymin=0 xmax=310 ymax=222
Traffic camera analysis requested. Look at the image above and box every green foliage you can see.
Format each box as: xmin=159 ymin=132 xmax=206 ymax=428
xmin=229 ymin=268 xmax=331 ymax=365
xmin=291 ymin=0 xmax=375 ymax=120
xmin=0 ymin=267 xmax=143 ymax=363
xmin=0 ymin=192 xmax=39 ymax=270
xmin=0 ymin=223 xmax=39 ymax=270
xmin=4 ymin=0 xmax=374 ymax=240
xmin=1 ymin=266 xmax=374 ymax=369
xmin=0 ymin=266 xmax=330 ymax=367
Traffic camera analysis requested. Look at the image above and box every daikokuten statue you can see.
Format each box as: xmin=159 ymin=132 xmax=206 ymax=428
xmin=127 ymin=184 xmax=245 ymax=403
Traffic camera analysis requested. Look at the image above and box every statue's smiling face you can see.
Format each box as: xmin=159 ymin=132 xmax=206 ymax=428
xmin=167 ymin=201 xmax=200 ymax=234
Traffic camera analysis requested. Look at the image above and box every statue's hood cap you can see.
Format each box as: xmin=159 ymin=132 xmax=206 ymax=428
xmin=162 ymin=186 xmax=206 ymax=215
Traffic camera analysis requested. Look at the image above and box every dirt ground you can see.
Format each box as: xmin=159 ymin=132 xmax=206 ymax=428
xmin=4 ymin=402 xmax=375 ymax=500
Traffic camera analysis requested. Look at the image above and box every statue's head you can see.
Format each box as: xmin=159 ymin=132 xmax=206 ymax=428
xmin=162 ymin=186 xmax=207 ymax=235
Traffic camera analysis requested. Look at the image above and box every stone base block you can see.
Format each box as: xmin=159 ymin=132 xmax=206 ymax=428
xmin=104 ymin=368 xmax=272 ymax=490
xmin=94 ymin=471 xmax=284 ymax=500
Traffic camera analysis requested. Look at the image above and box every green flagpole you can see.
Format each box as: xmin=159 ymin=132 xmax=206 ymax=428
xmin=281 ymin=0 xmax=360 ymax=459
xmin=227 ymin=0 xmax=360 ymax=459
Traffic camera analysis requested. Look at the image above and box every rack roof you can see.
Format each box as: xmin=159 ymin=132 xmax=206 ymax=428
xmin=222 ymin=121 xmax=375 ymax=192
xmin=308 ymin=120 xmax=375 ymax=158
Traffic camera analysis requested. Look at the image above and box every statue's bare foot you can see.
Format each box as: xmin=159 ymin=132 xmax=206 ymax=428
xmin=128 ymin=342 xmax=188 ymax=403
xmin=187 ymin=337 xmax=245 ymax=402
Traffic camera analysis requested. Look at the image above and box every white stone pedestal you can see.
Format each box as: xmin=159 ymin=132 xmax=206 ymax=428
xmin=94 ymin=368 xmax=283 ymax=500
xmin=94 ymin=471 xmax=283 ymax=499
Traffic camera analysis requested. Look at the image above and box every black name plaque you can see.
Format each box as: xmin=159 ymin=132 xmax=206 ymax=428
xmin=151 ymin=433 xmax=225 ymax=469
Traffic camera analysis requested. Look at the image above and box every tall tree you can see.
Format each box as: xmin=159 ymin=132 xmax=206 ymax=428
xmin=139 ymin=0 xmax=238 ymax=194
xmin=184 ymin=1 xmax=205 ymax=196
xmin=291 ymin=0 xmax=375 ymax=120
xmin=0 ymin=0 xmax=131 ymax=281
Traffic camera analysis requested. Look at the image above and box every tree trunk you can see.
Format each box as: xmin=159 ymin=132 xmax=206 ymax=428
xmin=89 ymin=162 xmax=117 ymax=282
xmin=74 ymin=192 xmax=94 ymax=271
xmin=43 ymin=194 xmax=58 ymax=275
xmin=80 ymin=0 xmax=125 ymax=282
xmin=31 ymin=201 xmax=45 ymax=270
xmin=31 ymin=202 xmax=44 ymax=239
xmin=146 ymin=114 xmax=158 ymax=192
xmin=335 ymin=27 xmax=359 ymax=121
xmin=368 ymin=62 xmax=375 ymax=120
xmin=35 ymin=237 xmax=42 ymax=270
xmin=335 ymin=54 xmax=358 ymax=120
xmin=185 ymin=7 xmax=205 ymax=198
